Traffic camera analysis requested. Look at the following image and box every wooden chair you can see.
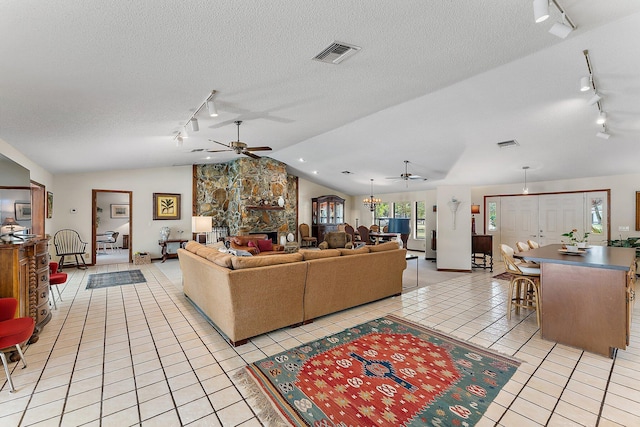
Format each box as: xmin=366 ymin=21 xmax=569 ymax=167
xmin=357 ymin=226 xmax=372 ymax=245
xmin=516 ymin=241 xmax=530 ymax=253
xmin=500 ymin=244 xmax=541 ymax=326
xmin=344 ymin=224 xmax=357 ymax=244
xmin=299 ymin=223 xmax=317 ymax=247
xmin=53 ymin=229 xmax=88 ymax=270
xmin=527 ymin=240 xmax=540 ymax=249
xmin=369 ymin=224 xmax=380 ymax=232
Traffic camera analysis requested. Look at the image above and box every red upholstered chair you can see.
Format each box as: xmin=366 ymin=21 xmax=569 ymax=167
xmin=49 ymin=262 xmax=67 ymax=310
xmin=0 ymin=298 xmax=35 ymax=393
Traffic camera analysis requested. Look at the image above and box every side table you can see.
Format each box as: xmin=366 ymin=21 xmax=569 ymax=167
xmin=159 ymin=239 xmax=188 ymax=262
xmin=285 ymin=242 xmax=299 ymax=253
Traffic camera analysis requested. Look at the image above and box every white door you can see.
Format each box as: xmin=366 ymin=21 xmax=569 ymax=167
xmin=499 ymin=195 xmax=539 ymax=251
xmin=538 ymin=193 xmax=586 ymax=245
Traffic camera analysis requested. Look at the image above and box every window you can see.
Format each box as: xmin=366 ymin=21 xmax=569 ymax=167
xmin=591 ymin=198 xmax=603 ymax=234
xmin=394 ymin=202 xmax=411 ymax=218
xmin=488 ymin=201 xmax=497 ymax=231
xmin=374 ymin=203 xmax=390 ymax=228
xmin=415 ymin=201 xmax=426 ymax=239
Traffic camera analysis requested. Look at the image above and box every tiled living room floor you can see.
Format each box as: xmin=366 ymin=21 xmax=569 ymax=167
xmin=1 ymin=254 xmax=640 ymax=426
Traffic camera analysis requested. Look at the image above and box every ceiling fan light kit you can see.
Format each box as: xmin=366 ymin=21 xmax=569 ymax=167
xmin=207 ymin=121 xmax=272 ymax=159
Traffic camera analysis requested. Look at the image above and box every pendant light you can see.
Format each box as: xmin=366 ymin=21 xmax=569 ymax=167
xmin=522 ymin=166 xmax=530 ymax=194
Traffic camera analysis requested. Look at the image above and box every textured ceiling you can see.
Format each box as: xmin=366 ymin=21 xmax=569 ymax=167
xmin=1 ymin=1 xmax=639 ymax=195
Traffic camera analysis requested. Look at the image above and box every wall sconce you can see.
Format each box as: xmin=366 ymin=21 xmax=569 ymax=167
xmin=447 ymin=197 xmax=461 ymax=230
xmin=471 ymin=204 xmax=480 ymax=234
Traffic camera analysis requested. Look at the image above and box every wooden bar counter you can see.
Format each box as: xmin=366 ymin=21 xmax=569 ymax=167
xmin=517 ymin=244 xmax=636 ymax=357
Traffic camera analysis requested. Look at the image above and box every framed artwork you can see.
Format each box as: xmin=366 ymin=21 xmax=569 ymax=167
xmin=47 ymin=191 xmax=53 ymax=219
xmin=110 ymin=204 xmax=130 ymax=218
xmin=153 ymin=193 xmax=181 ymax=220
xmin=15 ymin=202 xmax=32 ymax=221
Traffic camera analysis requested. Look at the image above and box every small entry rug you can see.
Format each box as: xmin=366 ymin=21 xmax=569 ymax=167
xmin=493 ymin=272 xmax=515 ymax=281
xmin=237 ymin=315 xmax=520 ymax=426
xmin=86 ymin=270 xmax=146 ymax=289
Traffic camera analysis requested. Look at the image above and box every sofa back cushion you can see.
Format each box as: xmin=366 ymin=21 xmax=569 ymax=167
xmin=204 ymin=252 xmax=234 ymax=268
xmin=299 ymin=249 xmax=341 ymax=260
xmin=369 ymin=241 xmax=401 ymax=252
xmin=338 ymin=246 xmax=370 ymax=256
xmin=231 ymin=252 xmax=303 ymax=270
xmin=184 ymin=240 xmax=201 ymax=253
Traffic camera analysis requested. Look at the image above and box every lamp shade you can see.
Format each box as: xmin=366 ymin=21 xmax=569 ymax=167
xmin=2 ymin=217 xmax=19 ymax=227
xmin=191 ymin=216 xmax=212 ymax=233
xmin=387 ymin=218 xmax=410 ymax=234
xmin=471 ymin=204 xmax=481 ymax=214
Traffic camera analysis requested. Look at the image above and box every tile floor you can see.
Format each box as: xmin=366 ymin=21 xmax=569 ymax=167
xmin=1 ymin=254 xmax=639 ymax=426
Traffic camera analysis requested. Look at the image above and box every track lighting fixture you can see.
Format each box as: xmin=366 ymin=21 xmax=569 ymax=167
xmin=176 ymin=135 xmax=184 ymax=147
xmin=596 ymin=112 xmax=607 ymax=125
xmin=172 ymin=90 xmax=219 ymax=144
xmin=533 ymin=0 xmax=549 ymax=23
xmin=596 ymin=130 xmax=610 ymax=140
xmin=580 ymin=76 xmax=591 ymax=92
xmin=587 ymin=93 xmax=601 ymax=106
xmin=549 ymin=13 xmax=573 ymax=39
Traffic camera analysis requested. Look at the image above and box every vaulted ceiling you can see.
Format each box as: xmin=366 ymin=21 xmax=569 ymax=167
xmin=1 ymin=1 xmax=639 ymax=195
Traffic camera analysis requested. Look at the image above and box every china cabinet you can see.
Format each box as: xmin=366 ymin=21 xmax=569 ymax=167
xmin=311 ymin=195 xmax=344 ymax=243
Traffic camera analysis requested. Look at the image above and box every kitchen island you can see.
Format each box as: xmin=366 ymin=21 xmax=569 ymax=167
xmin=516 ymin=244 xmax=636 ymax=357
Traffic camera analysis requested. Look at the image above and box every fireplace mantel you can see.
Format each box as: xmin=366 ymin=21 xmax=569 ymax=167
xmin=245 ymin=205 xmax=284 ymax=211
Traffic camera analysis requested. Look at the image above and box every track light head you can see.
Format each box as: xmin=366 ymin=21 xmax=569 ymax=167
xmin=596 ymin=131 xmax=610 ymax=140
xmin=580 ymin=76 xmax=591 ymax=92
xmin=176 ymin=135 xmax=184 ymax=147
xmin=207 ymin=99 xmax=218 ymax=117
xmin=190 ymin=117 xmax=199 ymax=132
xmin=587 ymin=93 xmax=602 ymax=106
xmin=533 ymin=0 xmax=549 ymax=23
xmin=549 ymin=22 xmax=573 ymax=39
xmin=182 ymin=126 xmax=189 ymax=138
xmin=596 ymin=112 xmax=607 ymax=125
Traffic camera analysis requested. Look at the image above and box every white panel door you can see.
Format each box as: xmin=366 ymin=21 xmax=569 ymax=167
xmin=538 ymin=193 xmax=585 ymax=245
xmin=499 ymin=195 xmax=539 ymax=251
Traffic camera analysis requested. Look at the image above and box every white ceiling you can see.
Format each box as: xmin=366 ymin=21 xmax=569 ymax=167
xmin=1 ymin=1 xmax=639 ymax=196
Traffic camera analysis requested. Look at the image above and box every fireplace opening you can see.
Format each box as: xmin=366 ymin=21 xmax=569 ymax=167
xmin=250 ymin=231 xmax=278 ymax=244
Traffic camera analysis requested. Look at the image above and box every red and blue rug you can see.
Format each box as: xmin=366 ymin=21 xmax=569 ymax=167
xmin=238 ymin=315 xmax=520 ymax=426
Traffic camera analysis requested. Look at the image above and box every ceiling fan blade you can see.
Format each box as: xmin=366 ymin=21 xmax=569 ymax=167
xmin=206 ymin=149 xmax=232 ymax=153
xmin=243 ymin=151 xmax=261 ymax=159
xmin=245 ymin=146 xmax=272 ymax=151
xmin=209 ymin=139 xmax=231 ymax=148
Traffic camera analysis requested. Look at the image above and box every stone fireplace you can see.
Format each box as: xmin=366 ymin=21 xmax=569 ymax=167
xmin=193 ymin=157 xmax=298 ymax=237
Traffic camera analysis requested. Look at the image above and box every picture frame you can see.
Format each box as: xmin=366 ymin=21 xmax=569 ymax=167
xmin=153 ymin=193 xmax=181 ymax=220
xmin=15 ymin=202 xmax=32 ymax=221
xmin=47 ymin=191 xmax=53 ymax=219
xmin=110 ymin=204 xmax=130 ymax=218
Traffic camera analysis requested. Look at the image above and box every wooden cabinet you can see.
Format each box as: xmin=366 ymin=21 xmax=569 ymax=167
xmin=312 ymin=195 xmax=345 ymax=243
xmin=471 ymin=234 xmax=493 ymax=271
xmin=0 ymin=238 xmax=51 ymax=343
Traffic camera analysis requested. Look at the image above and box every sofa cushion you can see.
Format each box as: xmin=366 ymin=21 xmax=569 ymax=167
xmin=247 ymin=240 xmax=260 ymax=253
xmin=206 ymin=241 xmax=226 ymax=250
xmin=184 ymin=241 xmax=201 ymax=253
xmin=231 ymin=253 xmax=303 ymax=270
xmin=205 ymin=252 xmax=234 ymax=268
xmin=299 ymin=249 xmax=341 ymax=260
xmin=338 ymin=246 xmax=370 ymax=256
xmin=195 ymin=246 xmax=219 ymax=258
xmin=369 ymin=241 xmax=401 ymax=252
xmin=257 ymin=239 xmax=273 ymax=252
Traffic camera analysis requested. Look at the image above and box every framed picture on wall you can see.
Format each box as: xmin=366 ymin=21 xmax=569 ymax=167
xmin=110 ymin=204 xmax=130 ymax=218
xmin=47 ymin=191 xmax=53 ymax=219
xmin=15 ymin=202 xmax=31 ymax=221
xmin=153 ymin=193 xmax=181 ymax=220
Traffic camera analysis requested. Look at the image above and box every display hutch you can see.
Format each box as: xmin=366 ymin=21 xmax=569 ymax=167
xmin=312 ymin=195 xmax=345 ymax=243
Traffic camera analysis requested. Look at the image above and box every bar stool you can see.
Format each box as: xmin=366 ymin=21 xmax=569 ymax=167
xmin=500 ymin=244 xmax=541 ymax=326
xmin=49 ymin=262 xmax=67 ymax=310
xmin=0 ymin=298 xmax=35 ymax=393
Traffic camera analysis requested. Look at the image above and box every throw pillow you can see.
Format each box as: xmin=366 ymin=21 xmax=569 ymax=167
xmin=256 ymin=239 xmax=273 ymax=252
xmin=247 ymin=240 xmax=260 ymax=254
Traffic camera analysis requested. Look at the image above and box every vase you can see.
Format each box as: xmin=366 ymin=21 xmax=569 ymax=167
xmin=160 ymin=226 xmax=171 ymax=242
xmin=565 ymin=244 xmax=578 ymax=252
xmin=576 ymin=242 xmax=587 ymax=248
xmin=277 ymin=196 xmax=285 ymax=207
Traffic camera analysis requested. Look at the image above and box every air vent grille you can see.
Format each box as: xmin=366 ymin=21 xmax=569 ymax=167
xmin=341 ymin=170 xmax=353 ymax=174
xmin=313 ymin=42 xmax=361 ymax=64
xmin=497 ymin=140 xmax=520 ymax=148
xmin=190 ymin=148 xmax=204 ymax=152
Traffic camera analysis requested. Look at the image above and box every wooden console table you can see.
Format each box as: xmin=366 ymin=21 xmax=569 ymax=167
xmin=471 ymin=234 xmax=493 ymax=272
xmin=159 ymin=239 xmax=188 ymax=263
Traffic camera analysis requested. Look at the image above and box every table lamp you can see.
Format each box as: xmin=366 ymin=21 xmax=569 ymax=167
xmin=471 ymin=204 xmax=481 ymax=234
xmin=1 ymin=217 xmax=25 ymax=241
xmin=192 ymin=216 xmax=212 ymax=243
xmin=387 ymin=218 xmax=410 ymax=248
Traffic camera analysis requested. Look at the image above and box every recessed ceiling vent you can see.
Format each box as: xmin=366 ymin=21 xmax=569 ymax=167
xmin=341 ymin=170 xmax=353 ymax=174
xmin=497 ymin=139 xmax=520 ymax=148
xmin=313 ymin=42 xmax=361 ymax=64
xmin=190 ymin=148 xmax=205 ymax=153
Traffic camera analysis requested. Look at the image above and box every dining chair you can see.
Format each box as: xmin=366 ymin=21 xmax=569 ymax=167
xmin=0 ymin=298 xmax=35 ymax=393
xmin=357 ymin=226 xmax=371 ymax=245
xmin=49 ymin=262 xmax=67 ymax=310
xmin=515 ymin=241 xmax=530 ymax=253
xmin=53 ymin=229 xmax=88 ymax=270
xmin=500 ymin=244 xmax=541 ymax=326
xmin=299 ymin=223 xmax=317 ymax=247
xmin=527 ymin=240 xmax=540 ymax=249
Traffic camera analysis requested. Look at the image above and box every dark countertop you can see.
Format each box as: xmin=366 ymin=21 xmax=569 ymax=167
xmin=516 ymin=244 xmax=636 ymax=271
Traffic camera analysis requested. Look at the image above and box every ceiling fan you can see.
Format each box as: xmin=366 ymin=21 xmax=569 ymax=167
xmin=386 ymin=160 xmax=427 ymax=187
xmin=207 ymin=120 xmax=272 ymax=159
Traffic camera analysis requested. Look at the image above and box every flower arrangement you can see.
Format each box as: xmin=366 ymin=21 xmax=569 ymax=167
xmin=561 ymin=229 xmax=590 ymax=245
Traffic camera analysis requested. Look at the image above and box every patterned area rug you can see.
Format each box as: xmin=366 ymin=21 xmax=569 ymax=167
xmin=237 ymin=315 xmax=520 ymax=426
xmin=493 ymin=272 xmax=515 ymax=281
xmin=86 ymin=270 xmax=146 ymax=289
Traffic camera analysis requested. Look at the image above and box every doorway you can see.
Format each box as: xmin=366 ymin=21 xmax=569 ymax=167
xmin=92 ymin=189 xmax=132 ymax=265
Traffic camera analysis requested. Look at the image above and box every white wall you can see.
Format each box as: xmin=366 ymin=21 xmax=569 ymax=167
xmin=436 ymin=185 xmax=472 ymax=271
xmin=297 ymin=177 xmax=353 ymax=230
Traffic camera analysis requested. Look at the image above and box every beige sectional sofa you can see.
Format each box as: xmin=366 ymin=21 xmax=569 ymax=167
xmin=178 ymin=241 xmax=407 ymax=346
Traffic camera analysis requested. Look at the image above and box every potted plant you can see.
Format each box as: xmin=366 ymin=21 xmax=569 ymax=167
xmin=561 ymin=229 xmax=590 ymax=251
